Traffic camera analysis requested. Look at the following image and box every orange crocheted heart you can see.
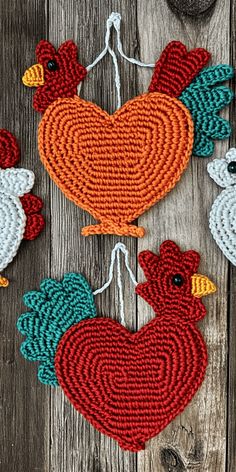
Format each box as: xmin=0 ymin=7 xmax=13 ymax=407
xmin=39 ymin=93 xmax=194 ymax=237
xmin=55 ymin=316 xmax=207 ymax=451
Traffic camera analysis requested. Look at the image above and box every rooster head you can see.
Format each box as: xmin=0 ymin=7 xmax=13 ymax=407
xmin=22 ymin=40 xmax=87 ymax=113
xmin=136 ymin=240 xmax=216 ymax=321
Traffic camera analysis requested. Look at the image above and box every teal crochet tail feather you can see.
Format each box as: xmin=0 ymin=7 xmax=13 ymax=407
xmin=17 ymin=273 xmax=96 ymax=386
xmin=179 ymin=65 xmax=234 ymax=157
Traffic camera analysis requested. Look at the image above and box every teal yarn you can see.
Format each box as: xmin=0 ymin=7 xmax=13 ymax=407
xmin=179 ymin=65 xmax=234 ymax=157
xmin=17 ymin=273 xmax=97 ymax=386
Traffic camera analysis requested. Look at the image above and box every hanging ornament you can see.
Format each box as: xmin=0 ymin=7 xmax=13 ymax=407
xmin=0 ymin=129 xmax=45 ymax=286
xmin=17 ymin=240 xmax=216 ymax=451
xmin=22 ymin=13 xmax=233 ymax=238
xmin=208 ymin=148 xmax=236 ymax=265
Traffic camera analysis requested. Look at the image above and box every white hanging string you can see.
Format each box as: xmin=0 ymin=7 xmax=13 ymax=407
xmin=93 ymin=242 xmax=138 ymax=326
xmin=86 ymin=12 xmax=155 ymax=109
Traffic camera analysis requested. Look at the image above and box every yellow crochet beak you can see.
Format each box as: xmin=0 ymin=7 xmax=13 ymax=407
xmin=191 ymin=274 xmax=216 ymax=298
xmin=22 ymin=64 xmax=45 ymax=87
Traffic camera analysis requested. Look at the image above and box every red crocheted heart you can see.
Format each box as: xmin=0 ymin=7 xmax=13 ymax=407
xmin=55 ymin=317 xmax=207 ymax=451
xmin=149 ymin=41 xmax=210 ymax=97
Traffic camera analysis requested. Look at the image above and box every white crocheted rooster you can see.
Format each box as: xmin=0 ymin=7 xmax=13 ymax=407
xmin=0 ymin=129 xmax=44 ymax=286
xmin=207 ymin=148 xmax=236 ymax=265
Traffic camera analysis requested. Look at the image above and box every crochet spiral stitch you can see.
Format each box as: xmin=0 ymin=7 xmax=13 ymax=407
xmin=22 ymin=39 xmax=233 ymax=237
xmin=56 ymin=316 xmax=207 ymax=452
xmin=17 ymin=240 xmax=216 ymax=450
xmin=208 ymin=148 xmax=236 ymax=265
xmin=38 ymin=93 xmax=194 ymax=237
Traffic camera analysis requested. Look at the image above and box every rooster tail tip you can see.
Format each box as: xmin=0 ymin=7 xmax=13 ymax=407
xmin=149 ymin=41 xmax=211 ymax=97
xmin=17 ymin=273 xmax=97 ymax=386
xmin=179 ymin=64 xmax=234 ymax=157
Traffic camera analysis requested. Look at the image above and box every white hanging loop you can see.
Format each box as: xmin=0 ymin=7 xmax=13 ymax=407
xmin=93 ymin=242 xmax=138 ymax=326
xmin=86 ymin=12 xmax=155 ymax=109
xmin=110 ymin=12 xmax=155 ymax=68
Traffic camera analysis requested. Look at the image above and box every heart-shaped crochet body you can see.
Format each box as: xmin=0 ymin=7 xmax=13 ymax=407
xmin=39 ymin=93 xmax=193 ymax=237
xmin=55 ymin=317 xmax=207 ymax=451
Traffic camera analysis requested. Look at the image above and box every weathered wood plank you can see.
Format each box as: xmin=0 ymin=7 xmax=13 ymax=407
xmin=48 ymin=1 xmax=138 ymax=471
xmin=1 ymin=1 xmax=235 ymax=471
xmin=0 ymin=1 xmax=50 ymax=471
xmin=136 ymin=0 xmax=230 ymax=470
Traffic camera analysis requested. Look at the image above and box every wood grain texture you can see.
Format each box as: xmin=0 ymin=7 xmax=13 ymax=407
xmin=48 ymin=1 xmax=137 ymax=471
xmin=0 ymin=0 xmax=235 ymax=471
xmin=0 ymin=1 xmax=51 ymax=472
xmin=136 ymin=1 xmax=230 ymax=471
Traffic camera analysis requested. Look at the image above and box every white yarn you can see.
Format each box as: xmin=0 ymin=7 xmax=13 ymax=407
xmin=86 ymin=12 xmax=155 ymax=109
xmin=0 ymin=191 xmax=26 ymax=272
xmin=0 ymin=168 xmax=35 ymax=197
xmin=0 ymin=168 xmax=35 ymax=272
xmin=93 ymin=242 xmax=137 ymax=326
xmin=207 ymin=149 xmax=236 ymax=266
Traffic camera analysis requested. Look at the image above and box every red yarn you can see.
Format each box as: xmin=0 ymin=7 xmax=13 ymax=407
xmin=136 ymin=240 xmax=206 ymax=321
xmin=20 ymin=193 xmax=43 ymax=214
xmin=55 ymin=316 xmax=207 ymax=452
xmin=55 ymin=241 xmax=210 ymax=451
xmin=0 ymin=129 xmax=20 ymax=168
xmin=20 ymin=194 xmax=45 ymax=240
xmin=33 ymin=40 xmax=87 ymax=113
xmin=149 ymin=41 xmax=211 ymax=97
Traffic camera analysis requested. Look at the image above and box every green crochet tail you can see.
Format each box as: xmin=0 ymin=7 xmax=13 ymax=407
xmin=179 ymin=65 xmax=234 ymax=157
xmin=17 ymin=273 xmax=96 ymax=386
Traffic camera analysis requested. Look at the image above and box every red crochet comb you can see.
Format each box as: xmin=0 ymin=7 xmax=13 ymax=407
xmin=149 ymin=41 xmax=211 ymax=97
xmin=135 ymin=241 xmax=206 ymax=321
xmin=138 ymin=240 xmax=200 ymax=280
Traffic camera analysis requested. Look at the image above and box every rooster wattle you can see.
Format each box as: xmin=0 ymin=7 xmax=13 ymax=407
xmin=17 ymin=241 xmax=216 ymax=451
xmin=22 ymin=40 xmax=233 ymax=237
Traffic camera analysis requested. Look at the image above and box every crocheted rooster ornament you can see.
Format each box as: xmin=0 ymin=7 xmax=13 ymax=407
xmin=0 ymin=130 xmax=44 ymax=286
xmin=17 ymin=241 xmax=216 ymax=451
xmin=207 ymin=148 xmax=236 ymax=265
xmin=22 ymin=41 xmax=233 ymax=237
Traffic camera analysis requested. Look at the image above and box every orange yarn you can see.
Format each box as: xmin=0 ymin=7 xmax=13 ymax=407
xmin=38 ymin=92 xmax=194 ymax=237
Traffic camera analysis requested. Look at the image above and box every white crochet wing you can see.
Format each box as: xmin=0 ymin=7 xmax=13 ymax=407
xmin=208 ymin=150 xmax=236 ymax=266
xmin=0 ymin=168 xmax=35 ymax=197
xmin=209 ymin=187 xmax=236 ymax=266
xmin=0 ymin=192 xmax=26 ymax=272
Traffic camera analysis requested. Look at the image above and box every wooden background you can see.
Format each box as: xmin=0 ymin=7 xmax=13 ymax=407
xmin=0 ymin=0 xmax=235 ymax=471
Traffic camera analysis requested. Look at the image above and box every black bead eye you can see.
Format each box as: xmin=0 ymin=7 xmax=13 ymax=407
xmin=227 ymin=161 xmax=236 ymax=174
xmin=47 ymin=60 xmax=58 ymax=71
xmin=172 ymin=274 xmax=184 ymax=287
